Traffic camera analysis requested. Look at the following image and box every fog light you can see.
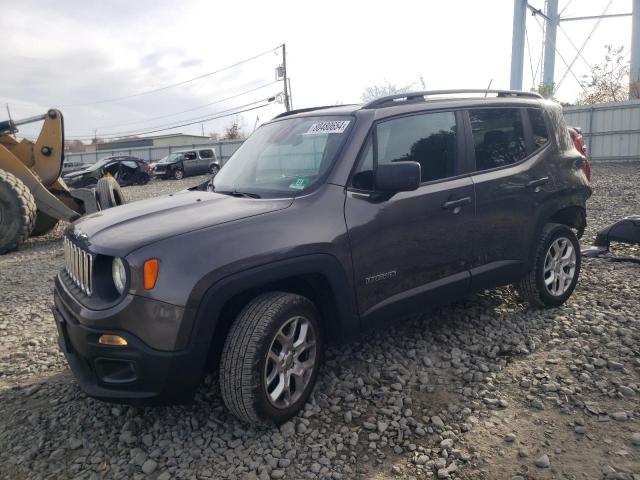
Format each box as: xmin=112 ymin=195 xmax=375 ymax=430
xmin=98 ymin=334 xmax=128 ymax=346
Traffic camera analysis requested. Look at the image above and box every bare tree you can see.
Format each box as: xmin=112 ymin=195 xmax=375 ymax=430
xmin=208 ymin=131 xmax=220 ymax=141
xmin=64 ymin=139 xmax=86 ymax=153
xmin=222 ymin=121 xmax=243 ymax=140
xmin=577 ymin=45 xmax=630 ymax=105
xmin=361 ymin=81 xmax=415 ymax=102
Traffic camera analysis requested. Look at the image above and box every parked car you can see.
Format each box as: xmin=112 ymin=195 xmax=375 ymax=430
xmin=152 ymin=148 xmax=219 ymax=180
xmin=53 ymin=89 xmax=591 ymax=425
xmin=63 ymin=156 xmax=151 ymax=187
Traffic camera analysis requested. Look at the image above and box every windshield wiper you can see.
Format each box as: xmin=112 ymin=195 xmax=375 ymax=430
xmin=215 ymin=190 xmax=261 ymax=199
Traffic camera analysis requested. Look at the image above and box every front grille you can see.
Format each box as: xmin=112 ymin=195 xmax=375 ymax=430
xmin=63 ymin=237 xmax=94 ymax=295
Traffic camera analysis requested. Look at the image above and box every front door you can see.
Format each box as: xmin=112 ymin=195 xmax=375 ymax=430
xmin=345 ymin=110 xmax=474 ymax=321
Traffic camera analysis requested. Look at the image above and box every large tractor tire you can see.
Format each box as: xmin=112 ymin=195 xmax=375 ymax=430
xmin=31 ymin=211 xmax=60 ymax=237
xmin=0 ymin=170 xmax=37 ymax=254
xmin=96 ymin=176 xmax=126 ymax=210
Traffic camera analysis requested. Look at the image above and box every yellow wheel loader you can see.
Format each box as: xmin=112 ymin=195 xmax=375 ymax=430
xmin=0 ymin=109 xmax=125 ymax=254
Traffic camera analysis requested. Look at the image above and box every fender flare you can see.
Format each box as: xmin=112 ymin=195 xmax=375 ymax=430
xmin=527 ymin=192 xmax=587 ymax=270
xmin=179 ymin=254 xmax=359 ymax=370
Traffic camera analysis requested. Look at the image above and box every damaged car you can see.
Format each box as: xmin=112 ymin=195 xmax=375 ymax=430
xmin=53 ymin=89 xmax=591 ymax=425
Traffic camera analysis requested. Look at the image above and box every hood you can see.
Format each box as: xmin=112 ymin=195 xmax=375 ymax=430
xmin=69 ymin=190 xmax=293 ymax=256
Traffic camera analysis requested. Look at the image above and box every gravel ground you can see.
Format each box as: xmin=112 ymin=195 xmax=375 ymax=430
xmin=0 ymin=165 xmax=639 ymax=480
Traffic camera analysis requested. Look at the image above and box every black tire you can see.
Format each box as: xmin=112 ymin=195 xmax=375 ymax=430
xmin=0 ymin=170 xmax=37 ymax=254
xmin=220 ymin=292 xmax=323 ymax=425
xmin=210 ymin=164 xmax=220 ymax=177
xmin=516 ymin=223 xmax=581 ymax=308
xmin=172 ymin=168 xmax=184 ymax=180
xmin=31 ymin=211 xmax=59 ymax=237
xmin=96 ymin=176 xmax=126 ymax=210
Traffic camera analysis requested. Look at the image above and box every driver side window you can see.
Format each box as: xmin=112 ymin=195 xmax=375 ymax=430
xmin=351 ymin=111 xmax=458 ymax=191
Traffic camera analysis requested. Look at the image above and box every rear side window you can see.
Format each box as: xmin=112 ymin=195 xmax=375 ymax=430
xmin=528 ymin=108 xmax=549 ymax=149
xmin=199 ymin=149 xmax=214 ymax=159
xmin=470 ymin=108 xmax=527 ymax=171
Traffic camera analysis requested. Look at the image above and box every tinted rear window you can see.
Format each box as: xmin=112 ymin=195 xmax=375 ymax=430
xmin=470 ymin=108 xmax=527 ymax=171
xmin=528 ymin=108 xmax=549 ymax=150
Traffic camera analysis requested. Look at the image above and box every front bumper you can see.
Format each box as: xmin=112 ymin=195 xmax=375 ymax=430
xmin=53 ymin=277 xmax=206 ymax=404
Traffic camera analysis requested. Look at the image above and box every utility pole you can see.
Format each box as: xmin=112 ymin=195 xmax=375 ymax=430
xmin=282 ymin=44 xmax=291 ymax=111
xmin=542 ymin=0 xmax=559 ymax=96
xmin=631 ymin=0 xmax=640 ymax=99
xmin=510 ymin=0 xmax=527 ymax=90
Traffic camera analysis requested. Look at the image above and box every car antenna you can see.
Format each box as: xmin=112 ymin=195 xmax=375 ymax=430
xmin=484 ymin=79 xmax=493 ymax=98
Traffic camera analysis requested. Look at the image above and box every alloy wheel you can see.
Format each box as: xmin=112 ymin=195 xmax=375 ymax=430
xmin=543 ymin=237 xmax=576 ymax=296
xmin=264 ymin=315 xmax=317 ymax=409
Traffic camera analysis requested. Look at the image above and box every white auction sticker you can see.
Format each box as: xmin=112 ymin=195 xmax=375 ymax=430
xmin=305 ymin=120 xmax=350 ymax=135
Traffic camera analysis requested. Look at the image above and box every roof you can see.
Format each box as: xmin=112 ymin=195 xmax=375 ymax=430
xmin=272 ymin=90 xmax=547 ymax=122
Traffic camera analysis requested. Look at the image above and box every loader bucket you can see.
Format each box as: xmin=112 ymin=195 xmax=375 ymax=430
xmin=0 ymin=109 xmax=80 ymax=222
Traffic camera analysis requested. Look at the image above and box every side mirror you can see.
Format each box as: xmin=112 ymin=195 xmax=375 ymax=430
xmin=374 ymin=161 xmax=421 ymax=192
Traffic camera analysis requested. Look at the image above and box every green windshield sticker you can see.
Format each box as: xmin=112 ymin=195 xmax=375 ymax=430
xmin=289 ymin=177 xmax=307 ymax=190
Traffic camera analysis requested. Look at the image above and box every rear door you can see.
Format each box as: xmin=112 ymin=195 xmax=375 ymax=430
xmin=467 ymin=106 xmax=553 ymax=289
xmin=198 ymin=149 xmax=214 ymax=173
xmin=182 ymin=151 xmax=198 ymax=174
xmin=345 ymin=110 xmax=474 ymax=321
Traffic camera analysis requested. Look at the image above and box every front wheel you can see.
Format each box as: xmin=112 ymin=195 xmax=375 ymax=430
xmin=172 ymin=168 xmax=184 ymax=180
xmin=516 ymin=223 xmax=581 ymax=308
xmin=220 ymin=292 xmax=322 ymax=425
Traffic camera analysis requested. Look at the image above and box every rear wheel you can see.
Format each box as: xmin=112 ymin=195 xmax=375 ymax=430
xmin=210 ymin=164 xmax=220 ymax=177
xmin=96 ymin=176 xmax=126 ymax=210
xmin=516 ymin=223 xmax=581 ymax=308
xmin=220 ymin=292 xmax=322 ymax=425
xmin=31 ymin=211 xmax=59 ymax=237
xmin=0 ymin=170 xmax=37 ymax=254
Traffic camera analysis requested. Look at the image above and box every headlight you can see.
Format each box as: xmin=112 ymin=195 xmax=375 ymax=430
xmin=112 ymin=257 xmax=128 ymax=294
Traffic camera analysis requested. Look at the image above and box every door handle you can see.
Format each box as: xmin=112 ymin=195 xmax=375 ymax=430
xmin=526 ymin=177 xmax=549 ymax=189
xmin=442 ymin=196 xmax=472 ymax=210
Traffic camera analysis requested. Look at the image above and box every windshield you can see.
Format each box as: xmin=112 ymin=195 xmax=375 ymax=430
xmin=159 ymin=153 xmax=184 ymax=163
xmin=213 ymin=116 xmax=353 ymax=198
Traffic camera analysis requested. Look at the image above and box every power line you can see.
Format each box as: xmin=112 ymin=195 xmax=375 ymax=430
xmin=533 ymin=14 xmax=588 ymax=94
xmin=3 ymin=45 xmax=282 ymax=109
xmin=525 ymin=24 xmax=537 ymax=89
xmin=64 ymin=96 xmax=280 ymax=139
xmin=67 ymin=80 xmax=281 ymax=133
xmin=555 ymin=0 xmax=614 ymax=91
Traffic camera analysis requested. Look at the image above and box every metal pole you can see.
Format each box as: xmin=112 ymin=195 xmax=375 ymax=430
xmin=510 ymin=0 xmax=527 ymax=90
xmin=631 ymin=0 xmax=640 ymax=99
xmin=542 ymin=0 xmax=559 ymax=95
xmin=282 ymin=44 xmax=291 ymax=111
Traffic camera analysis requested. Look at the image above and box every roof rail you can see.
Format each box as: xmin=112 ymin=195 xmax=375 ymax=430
xmin=362 ymin=89 xmax=542 ymax=109
xmin=273 ymin=105 xmax=353 ymax=119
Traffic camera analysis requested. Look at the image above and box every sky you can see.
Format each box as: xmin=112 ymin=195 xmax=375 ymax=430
xmin=0 ymin=0 xmax=634 ymax=142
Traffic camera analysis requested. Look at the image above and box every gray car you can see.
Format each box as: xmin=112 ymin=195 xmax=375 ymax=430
xmin=152 ymin=148 xmax=219 ymax=180
xmin=53 ymin=89 xmax=591 ymax=425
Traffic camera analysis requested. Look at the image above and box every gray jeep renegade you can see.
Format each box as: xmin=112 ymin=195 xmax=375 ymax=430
xmin=53 ymin=89 xmax=592 ymax=425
